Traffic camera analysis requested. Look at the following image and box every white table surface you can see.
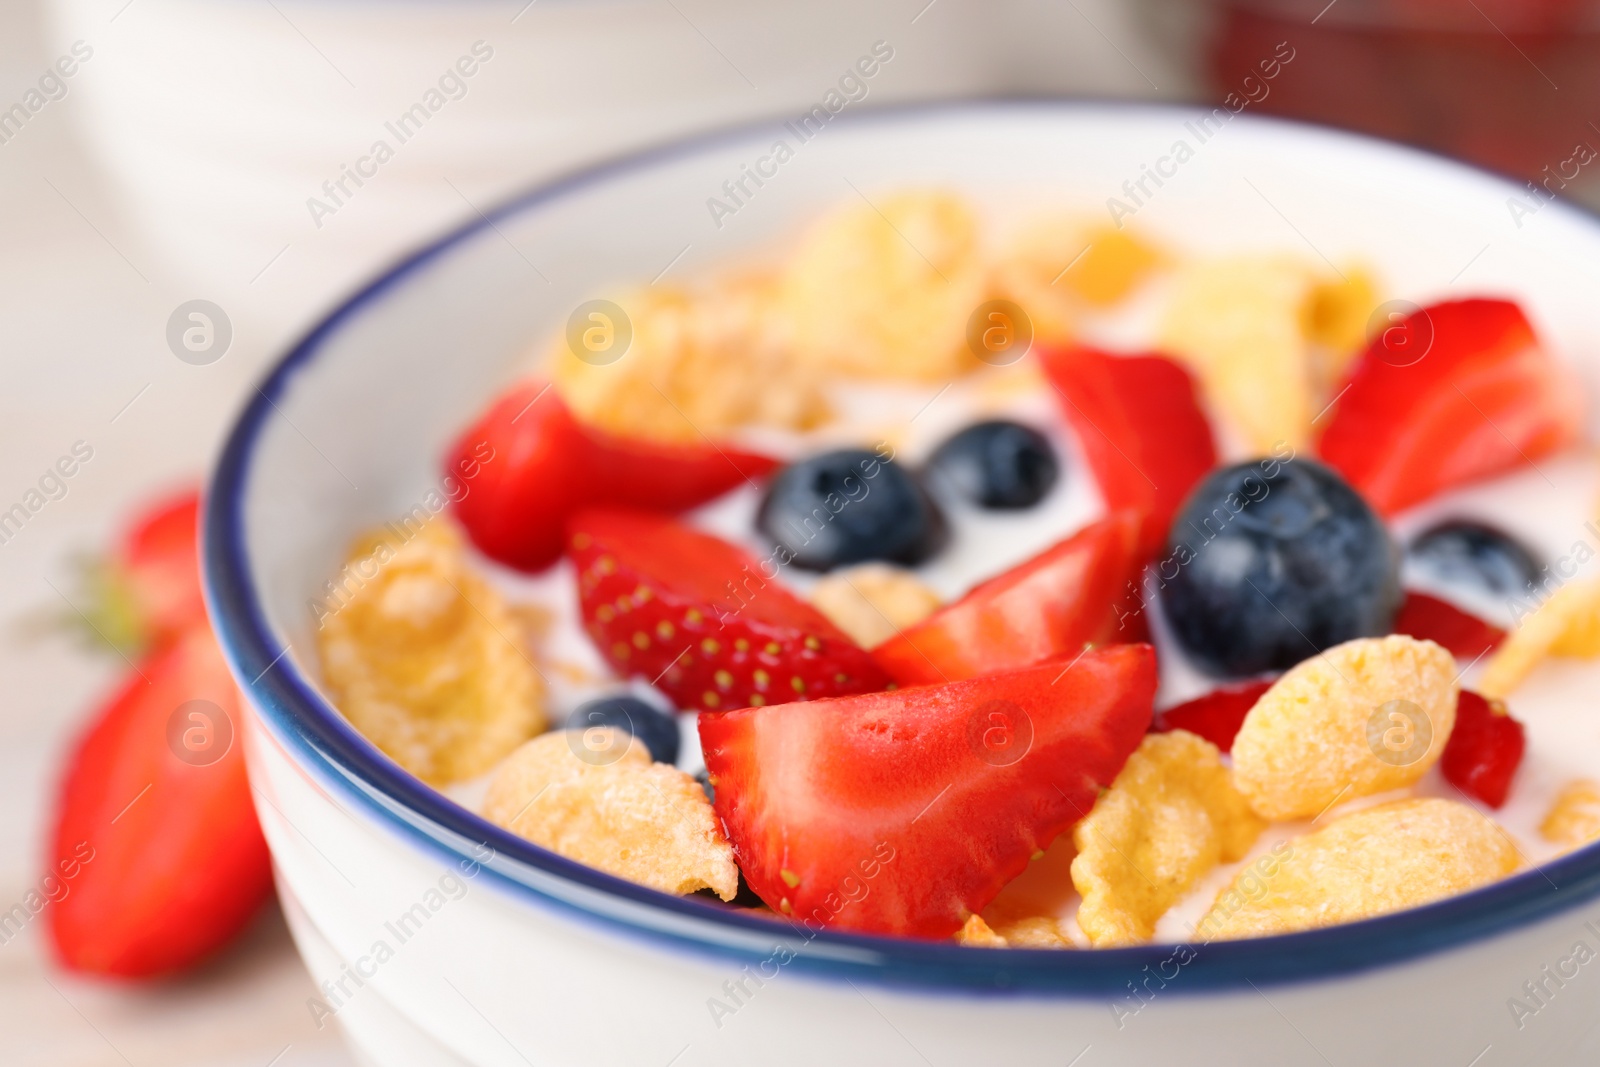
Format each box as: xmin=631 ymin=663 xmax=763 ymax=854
xmin=0 ymin=0 xmax=363 ymax=1059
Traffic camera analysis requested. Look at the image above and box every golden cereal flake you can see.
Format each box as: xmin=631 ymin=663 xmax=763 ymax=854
xmin=1160 ymin=256 xmax=1330 ymax=453
xmin=1196 ymin=799 xmax=1520 ymax=940
xmin=808 ymin=563 xmax=942 ymax=649
xmin=1071 ymin=731 xmax=1264 ymax=947
xmin=956 ymin=914 xmax=1008 ymax=947
xmin=1480 ymin=577 xmax=1600 ymax=700
xmin=781 ymin=190 xmax=986 ymax=381
xmin=551 ymin=276 xmax=830 ymax=444
xmin=989 ymin=216 xmax=1163 ymax=342
xmin=483 ymin=730 xmax=739 ymax=900
xmin=1231 ymin=636 xmax=1456 ymax=821
xmin=1301 ymin=267 xmax=1380 ymax=398
xmin=994 ymin=916 xmax=1074 ymax=949
xmin=317 ymin=520 xmax=545 ymax=784
xmin=1541 ymin=779 xmax=1600 ymax=850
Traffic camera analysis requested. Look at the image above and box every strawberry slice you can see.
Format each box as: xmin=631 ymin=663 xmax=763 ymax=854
xmin=1441 ymin=690 xmax=1525 ymax=808
xmin=568 ymin=508 xmax=889 ymax=711
xmin=1316 ymin=299 xmax=1584 ymax=515
xmin=699 ymin=645 xmax=1157 ymax=938
xmin=1393 ymin=591 xmax=1506 ymax=660
xmin=447 ymin=382 xmax=777 ymax=572
xmin=48 ymin=629 xmax=273 ymax=977
xmin=1151 ymin=679 xmax=1275 ymax=753
xmin=871 ymin=511 xmax=1144 ymax=687
xmin=1039 ymin=344 xmax=1217 ymax=560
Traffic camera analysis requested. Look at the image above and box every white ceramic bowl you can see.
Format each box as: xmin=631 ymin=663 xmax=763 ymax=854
xmin=205 ymin=102 xmax=1600 ymax=1067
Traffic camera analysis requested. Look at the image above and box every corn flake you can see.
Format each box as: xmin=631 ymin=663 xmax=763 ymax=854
xmin=1480 ymin=576 xmax=1600 ymax=700
xmin=989 ymin=216 xmax=1163 ymax=342
xmin=808 ymin=563 xmax=942 ymax=649
xmin=317 ymin=519 xmax=545 ymax=784
xmin=1303 ymin=267 xmax=1380 ymax=394
xmin=483 ymin=730 xmax=739 ymax=900
xmin=551 ymin=276 xmax=831 ymax=444
xmin=957 ymin=912 xmax=1074 ymax=948
xmin=1071 ymin=730 xmax=1264 ymax=946
xmin=1197 ymin=799 xmax=1520 ymax=940
xmin=994 ymin=916 xmax=1074 ymax=949
xmin=1540 ymin=779 xmax=1600 ymax=850
xmin=956 ymin=914 xmax=1007 ymax=947
xmin=781 ymin=190 xmax=986 ymax=381
xmin=1231 ymin=636 xmax=1457 ymax=821
xmin=1161 ymin=256 xmax=1373 ymax=453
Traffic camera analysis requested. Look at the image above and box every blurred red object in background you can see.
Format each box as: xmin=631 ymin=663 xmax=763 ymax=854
xmin=46 ymin=489 xmax=274 ymax=979
xmin=1210 ymin=0 xmax=1600 ymax=196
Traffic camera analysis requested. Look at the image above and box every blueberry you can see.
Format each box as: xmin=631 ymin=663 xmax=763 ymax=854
xmin=756 ymin=448 xmax=946 ymax=571
xmin=925 ymin=420 xmax=1060 ymax=509
xmin=1406 ymin=521 xmax=1542 ymax=602
xmin=1158 ymin=457 xmax=1401 ymax=677
xmin=566 ymin=695 xmax=680 ymax=765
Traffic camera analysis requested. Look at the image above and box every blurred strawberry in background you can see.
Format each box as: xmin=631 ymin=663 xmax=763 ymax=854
xmin=45 ymin=488 xmax=273 ymax=978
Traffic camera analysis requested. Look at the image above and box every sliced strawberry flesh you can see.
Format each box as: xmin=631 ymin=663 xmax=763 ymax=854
xmin=1440 ymin=690 xmax=1525 ymax=809
xmin=700 ymin=645 xmax=1157 ymax=939
xmin=1039 ymin=344 xmax=1217 ymax=560
xmin=569 ymin=508 xmax=888 ymax=710
xmin=447 ymin=383 xmax=777 ymax=572
xmin=1151 ymin=678 xmax=1275 ymax=753
xmin=1316 ymin=299 xmax=1583 ymax=515
xmin=1393 ymin=591 xmax=1506 ymax=660
xmin=871 ymin=511 xmax=1144 ymax=687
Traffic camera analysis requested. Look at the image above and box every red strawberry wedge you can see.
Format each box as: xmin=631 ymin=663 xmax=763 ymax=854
xmin=871 ymin=511 xmax=1144 ymax=687
xmin=568 ymin=508 xmax=890 ymax=711
xmin=1039 ymin=344 xmax=1217 ymax=560
xmin=1393 ymin=591 xmax=1506 ymax=660
xmin=448 ymin=382 xmax=777 ymax=572
xmin=1316 ymin=299 xmax=1584 ymax=516
xmin=700 ymin=645 xmax=1158 ymax=939
xmin=1151 ymin=679 xmax=1275 ymax=753
xmin=1441 ymin=690 xmax=1526 ymax=809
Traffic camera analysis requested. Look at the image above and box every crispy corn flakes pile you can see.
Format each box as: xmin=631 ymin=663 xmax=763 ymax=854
xmin=1160 ymin=256 xmax=1377 ymax=452
xmin=1072 ymin=730 xmax=1263 ymax=946
xmin=1541 ymin=779 xmax=1600 ymax=850
xmin=781 ymin=190 xmax=988 ymax=381
xmin=551 ymin=277 xmax=831 ymax=444
xmin=483 ymin=729 xmax=739 ymax=900
xmin=550 ymin=192 xmax=1169 ymax=433
xmin=1231 ymin=636 xmax=1457 ymax=820
xmin=808 ymin=563 xmax=942 ymax=649
xmin=317 ymin=520 xmax=545 ymax=784
xmin=1196 ymin=798 xmax=1520 ymax=940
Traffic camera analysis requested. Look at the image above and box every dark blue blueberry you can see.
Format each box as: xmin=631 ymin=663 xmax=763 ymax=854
xmin=1406 ymin=521 xmax=1542 ymax=602
xmin=925 ymin=420 xmax=1060 ymax=509
xmin=756 ymin=448 xmax=946 ymax=571
xmin=566 ymin=695 xmax=680 ymax=765
xmin=1157 ymin=457 xmax=1401 ymax=677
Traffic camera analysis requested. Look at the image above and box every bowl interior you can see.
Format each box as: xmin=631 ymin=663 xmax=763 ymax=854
xmin=210 ymin=101 xmax=1600 ymax=988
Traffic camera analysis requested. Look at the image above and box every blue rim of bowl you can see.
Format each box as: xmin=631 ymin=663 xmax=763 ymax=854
xmin=205 ymin=98 xmax=1600 ymax=996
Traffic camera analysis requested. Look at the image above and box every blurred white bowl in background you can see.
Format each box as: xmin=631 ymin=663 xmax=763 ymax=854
xmin=43 ymin=0 xmax=1175 ymax=319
